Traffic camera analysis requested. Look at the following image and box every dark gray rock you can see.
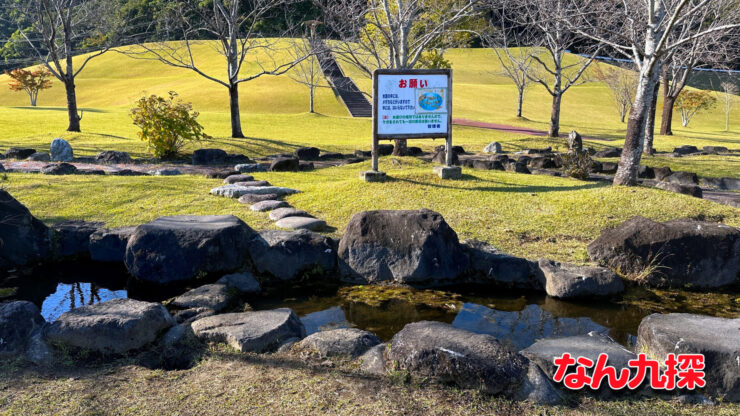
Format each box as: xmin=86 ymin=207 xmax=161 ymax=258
xmin=359 ymin=344 xmax=387 ymax=376
xmin=338 ymin=209 xmax=467 ymax=285
xmin=238 ymin=193 xmax=281 ymax=204
xmin=295 ymin=147 xmax=320 ymax=160
xmin=354 ymin=150 xmax=372 ymax=158
xmin=250 ymin=200 xmax=289 ymax=212
xmin=0 ymin=163 xmax=4 ymax=173
xmin=4 ymin=147 xmax=36 ymax=159
xmin=522 ymin=147 xmax=552 ymax=155
xmin=96 ymin=151 xmax=131 ymax=164
xmin=378 ymin=144 xmax=394 ymax=156
xmin=673 ymin=145 xmax=700 ymax=155
xmin=703 ymin=146 xmax=729 ymax=154
xmin=432 ymin=149 xmax=459 ymax=165
xmin=297 ymin=328 xmax=380 ymax=358
xmin=217 ymin=271 xmax=261 ymax=294
xmin=51 ymin=220 xmax=103 ymax=259
xmin=25 ymin=327 xmax=53 ymax=366
xmin=148 ymin=168 xmax=181 ymax=176
xmin=0 ymin=190 xmax=51 ymax=270
xmin=462 ymin=240 xmax=541 ymax=290
xmin=125 ymin=215 xmax=254 ymax=285
xmin=702 ymin=177 xmax=740 ymax=191
xmin=653 ymin=167 xmax=673 ymax=181
xmin=319 ymin=152 xmax=343 ymax=160
xmin=538 ymin=259 xmax=624 ymax=299
xmin=587 ymin=216 xmax=740 ymax=288
xmin=44 ymin=298 xmax=174 ymax=354
xmin=224 ymin=174 xmax=255 ymax=184
xmin=173 ymin=307 xmax=215 ymax=325
xmin=505 ymin=161 xmax=530 ymax=174
xmin=191 ymin=308 xmax=305 ymax=353
xmin=192 ymin=149 xmax=228 ymax=165
xmin=50 ymin=138 xmax=73 ymax=162
xmin=206 ymin=170 xmax=240 ymax=179
xmin=529 ymin=157 xmax=557 ymax=169
xmin=510 ymin=361 xmax=564 ymax=405
xmin=41 ymin=162 xmax=78 ymax=175
xmin=269 ymin=207 xmax=312 ymax=221
xmin=89 ymin=226 xmax=135 ymax=262
xmin=225 ymin=154 xmax=251 ymax=165
xmin=275 ymin=217 xmax=327 ymax=231
xmin=248 ymin=230 xmax=336 ymax=281
xmin=388 ymin=321 xmax=527 ymax=395
xmin=637 ymin=313 xmax=740 ymax=402
xmin=299 ymin=161 xmax=314 ymax=171
xmin=171 ymin=284 xmax=234 ymax=312
xmin=27 ymin=152 xmax=50 ymax=162
xmin=568 ymin=131 xmax=583 ymax=153
xmin=664 ymin=171 xmax=699 ymax=186
xmin=0 ymin=301 xmax=45 ymax=358
xmin=594 ymin=148 xmax=621 ymax=158
xmin=598 ymin=162 xmax=618 ymax=174
xmin=234 ymin=180 xmax=271 ymax=187
xmin=270 ymin=156 xmax=299 ymax=172
xmin=638 ymin=165 xmax=655 ymax=179
xmin=654 ymin=182 xmax=703 ymax=198
xmin=110 ymin=169 xmax=147 ymax=176
xmin=407 ymin=146 xmax=423 ymax=156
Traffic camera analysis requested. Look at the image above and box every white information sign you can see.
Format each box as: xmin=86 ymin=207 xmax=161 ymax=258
xmin=375 ymin=72 xmax=450 ymax=137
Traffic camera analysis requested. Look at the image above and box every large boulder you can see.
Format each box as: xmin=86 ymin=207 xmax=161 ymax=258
xmin=294 ymin=147 xmax=320 ymax=160
xmin=248 ymin=230 xmax=336 ymax=281
xmin=593 ymin=148 xmax=621 ymax=158
xmin=654 ymin=182 xmax=703 ymax=198
xmin=587 ymin=216 xmax=740 ymax=288
xmin=125 ymin=215 xmax=255 ymax=285
xmin=192 ymin=149 xmax=228 ymax=165
xmin=338 ymin=209 xmax=468 ymax=285
xmin=538 ymin=259 xmax=624 ymax=299
xmin=0 ymin=190 xmax=51 ymax=270
xmin=663 ymin=171 xmax=699 ymax=186
xmin=296 ymin=328 xmax=380 ymax=358
xmin=89 ymin=226 xmax=136 ymax=262
xmin=673 ymin=145 xmax=700 ymax=155
xmin=269 ymin=156 xmax=299 ymax=172
xmin=4 ymin=147 xmax=36 ymax=160
xmin=50 ymin=138 xmax=73 ymax=162
xmin=95 ymin=151 xmax=131 ymax=164
xmin=50 ymin=220 xmax=103 ymax=259
xmin=44 ymin=298 xmax=174 ymax=354
xmin=637 ymin=313 xmax=740 ymax=402
xmin=483 ymin=142 xmax=503 ymax=154
xmin=461 ymin=240 xmax=541 ymax=290
xmin=0 ymin=301 xmax=45 ymax=358
xmin=41 ymin=162 xmax=78 ymax=175
xmin=191 ymin=308 xmax=305 ymax=353
xmin=388 ymin=321 xmax=527 ymax=395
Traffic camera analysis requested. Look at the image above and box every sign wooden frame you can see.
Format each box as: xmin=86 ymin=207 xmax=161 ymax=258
xmin=371 ymin=68 xmax=453 ymax=171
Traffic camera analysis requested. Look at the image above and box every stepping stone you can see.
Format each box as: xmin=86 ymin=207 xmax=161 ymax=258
xmin=190 ymin=308 xmax=305 ymax=353
xmin=296 ymin=328 xmax=380 ymax=358
xmin=224 ymin=174 xmax=254 ymax=184
xmin=269 ymin=207 xmax=312 ymax=221
xmin=250 ymin=200 xmax=289 ymax=212
xmin=234 ymin=180 xmax=271 ymax=187
xmin=238 ymin=193 xmax=281 ymax=204
xmin=275 ymin=216 xmax=327 ymax=231
xmin=210 ymin=185 xmax=300 ymax=198
xmin=170 ymin=284 xmax=234 ymax=312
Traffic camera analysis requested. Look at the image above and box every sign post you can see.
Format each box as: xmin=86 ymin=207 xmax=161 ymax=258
xmin=360 ymin=68 xmax=460 ymax=181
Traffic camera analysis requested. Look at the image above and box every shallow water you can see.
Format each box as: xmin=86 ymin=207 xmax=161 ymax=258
xmin=3 ymin=262 xmax=738 ymax=351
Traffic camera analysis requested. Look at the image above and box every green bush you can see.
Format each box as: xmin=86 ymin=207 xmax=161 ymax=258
xmin=558 ymin=150 xmax=593 ymax=180
xmin=131 ymin=91 xmax=211 ymax=159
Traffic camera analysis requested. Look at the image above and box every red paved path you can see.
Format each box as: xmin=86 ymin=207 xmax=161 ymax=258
xmin=452 ymin=118 xmax=610 ymax=141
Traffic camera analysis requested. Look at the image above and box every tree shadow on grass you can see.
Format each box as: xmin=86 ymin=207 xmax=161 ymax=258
xmin=9 ymin=106 xmax=109 ymax=113
xmin=393 ymin=174 xmax=608 ymax=194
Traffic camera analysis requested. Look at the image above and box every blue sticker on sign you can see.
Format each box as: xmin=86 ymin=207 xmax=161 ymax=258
xmin=418 ymin=92 xmax=443 ymax=111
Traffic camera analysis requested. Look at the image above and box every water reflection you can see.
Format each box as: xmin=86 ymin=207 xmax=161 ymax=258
xmin=452 ymin=303 xmax=607 ymax=350
xmin=41 ymin=282 xmax=127 ymax=322
xmin=301 ymin=306 xmax=350 ymax=334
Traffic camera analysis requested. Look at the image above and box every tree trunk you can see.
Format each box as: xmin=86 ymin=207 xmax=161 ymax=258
xmin=548 ymin=93 xmax=562 ymax=137
xmin=516 ymin=87 xmax=524 ymax=118
xmin=643 ymin=81 xmax=659 ymax=155
xmin=614 ymin=71 xmax=658 ymax=186
xmin=229 ymin=84 xmax=244 ymax=138
xmin=660 ymin=95 xmax=675 ymax=136
xmin=64 ymin=78 xmax=81 ymax=132
xmin=30 ymin=92 xmax=37 ymax=107
xmin=309 ymin=85 xmax=315 ymax=113
xmin=392 ymin=139 xmax=407 ymax=156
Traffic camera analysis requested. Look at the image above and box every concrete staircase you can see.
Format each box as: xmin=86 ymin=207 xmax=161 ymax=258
xmin=312 ymin=40 xmax=372 ymax=118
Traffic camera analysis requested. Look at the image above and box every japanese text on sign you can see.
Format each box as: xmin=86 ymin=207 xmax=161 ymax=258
xmin=375 ymin=73 xmax=450 ymax=137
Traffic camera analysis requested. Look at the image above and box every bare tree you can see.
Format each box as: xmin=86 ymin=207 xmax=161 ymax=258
xmin=488 ymin=0 xmax=599 ymax=138
xmin=719 ymin=80 xmax=738 ymax=131
xmin=287 ymin=26 xmax=324 ymax=113
xmin=564 ymin=0 xmax=740 ymax=186
xmin=11 ymin=0 xmax=123 ymax=132
xmin=593 ymin=62 xmax=638 ymax=123
xmin=126 ymin=0 xmax=306 ymax=138
xmin=318 ymin=0 xmax=480 ymax=154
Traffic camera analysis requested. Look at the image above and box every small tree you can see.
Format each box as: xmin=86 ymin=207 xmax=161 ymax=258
xmin=5 ymin=67 xmax=53 ymax=106
xmin=131 ymin=92 xmax=211 ymax=159
xmin=719 ymin=81 xmax=738 ymax=131
xmin=593 ymin=63 xmax=638 ymax=123
xmin=287 ymin=25 xmax=324 ymax=114
xmin=675 ymin=89 xmax=716 ymax=127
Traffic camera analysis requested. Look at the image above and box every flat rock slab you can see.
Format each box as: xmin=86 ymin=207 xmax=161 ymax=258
xmin=210 ymin=185 xmax=300 ymax=199
xmin=238 ymin=193 xmax=281 ymax=204
xmin=125 ymin=215 xmax=254 ymax=284
xmin=234 ymin=180 xmax=271 ymax=187
xmin=44 ymin=298 xmax=174 ymax=354
xmin=297 ymin=328 xmax=380 ymax=358
xmin=269 ymin=208 xmax=312 ymax=221
xmin=248 ymin=230 xmax=336 ymax=281
xmin=224 ymin=174 xmax=254 ymax=184
xmin=217 ymin=271 xmax=261 ymax=294
xmin=250 ymin=200 xmax=289 ymax=212
xmin=170 ymin=284 xmax=234 ymax=312
xmin=538 ymin=259 xmax=624 ymax=299
xmin=0 ymin=301 xmax=45 ymax=358
xmin=275 ymin=217 xmax=327 ymax=231
xmin=637 ymin=313 xmax=740 ymax=401
xmin=191 ymin=309 xmax=305 ymax=353
xmin=388 ymin=321 xmax=527 ymax=395
xmin=89 ymin=226 xmax=136 ymax=262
